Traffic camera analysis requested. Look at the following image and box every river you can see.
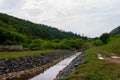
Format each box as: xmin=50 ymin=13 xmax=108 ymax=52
xmin=30 ymin=52 xmax=81 ymax=80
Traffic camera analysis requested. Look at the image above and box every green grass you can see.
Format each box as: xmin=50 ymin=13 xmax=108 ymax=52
xmin=62 ymin=49 xmax=120 ymax=80
xmin=62 ymin=36 xmax=120 ymax=80
xmin=0 ymin=50 xmax=62 ymax=60
xmin=96 ymin=36 xmax=120 ymax=56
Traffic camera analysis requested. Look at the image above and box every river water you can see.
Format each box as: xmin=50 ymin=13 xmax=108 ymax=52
xmin=30 ymin=52 xmax=81 ymax=80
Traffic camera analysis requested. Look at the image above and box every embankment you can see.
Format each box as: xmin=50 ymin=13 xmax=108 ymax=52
xmin=0 ymin=50 xmax=74 ymax=80
xmin=55 ymin=52 xmax=85 ymax=80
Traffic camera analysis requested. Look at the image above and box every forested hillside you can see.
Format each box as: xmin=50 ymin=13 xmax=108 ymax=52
xmin=110 ymin=26 xmax=120 ymax=35
xmin=0 ymin=13 xmax=85 ymax=46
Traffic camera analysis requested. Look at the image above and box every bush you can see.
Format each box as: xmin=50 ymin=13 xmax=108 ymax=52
xmin=29 ymin=38 xmax=84 ymax=50
xmin=93 ymin=39 xmax=104 ymax=46
xmin=100 ymin=33 xmax=110 ymax=44
xmin=58 ymin=38 xmax=84 ymax=49
xmin=29 ymin=39 xmax=45 ymax=50
xmin=0 ymin=27 xmax=26 ymax=45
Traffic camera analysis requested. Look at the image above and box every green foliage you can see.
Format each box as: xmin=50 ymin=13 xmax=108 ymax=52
xmin=0 ymin=13 xmax=82 ymax=40
xmin=93 ymin=39 xmax=104 ymax=46
xmin=62 ymin=35 xmax=120 ymax=80
xmin=43 ymin=40 xmax=58 ymax=49
xmin=29 ymin=39 xmax=45 ymax=49
xmin=62 ymin=48 xmax=120 ymax=80
xmin=0 ymin=26 xmax=27 ymax=45
xmin=97 ymin=35 xmax=120 ymax=56
xmin=59 ymin=38 xmax=84 ymax=49
xmin=100 ymin=33 xmax=110 ymax=44
xmin=0 ymin=13 xmax=86 ymax=47
xmin=29 ymin=38 xmax=84 ymax=50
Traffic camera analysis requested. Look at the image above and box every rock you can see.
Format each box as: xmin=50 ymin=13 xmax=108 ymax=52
xmin=55 ymin=52 xmax=85 ymax=80
xmin=0 ymin=50 xmax=73 ymax=75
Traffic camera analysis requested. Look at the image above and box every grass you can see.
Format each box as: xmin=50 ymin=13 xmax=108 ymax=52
xmin=62 ymin=49 xmax=120 ymax=80
xmin=62 ymin=36 xmax=120 ymax=80
xmin=96 ymin=36 xmax=120 ymax=56
xmin=0 ymin=50 xmax=62 ymax=60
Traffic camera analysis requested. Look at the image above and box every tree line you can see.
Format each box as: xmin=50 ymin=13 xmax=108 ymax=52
xmin=0 ymin=13 xmax=86 ymax=50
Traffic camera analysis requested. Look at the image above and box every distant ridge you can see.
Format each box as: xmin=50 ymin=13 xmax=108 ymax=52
xmin=110 ymin=26 xmax=120 ymax=35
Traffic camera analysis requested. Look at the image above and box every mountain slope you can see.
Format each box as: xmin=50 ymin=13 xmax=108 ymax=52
xmin=0 ymin=13 xmax=82 ymax=45
xmin=0 ymin=13 xmax=81 ymax=39
xmin=110 ymin=26 xmax=120 ymax=35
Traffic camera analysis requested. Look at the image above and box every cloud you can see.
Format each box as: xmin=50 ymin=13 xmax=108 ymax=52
xmin=0 ymin=0 xmax=120 ymax=37
xmin=0 ymin=0 xmax=24 ymax=10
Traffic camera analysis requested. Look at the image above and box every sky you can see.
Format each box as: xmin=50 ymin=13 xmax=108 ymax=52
xmin=0 ymin=0 xmax=120 ymax=37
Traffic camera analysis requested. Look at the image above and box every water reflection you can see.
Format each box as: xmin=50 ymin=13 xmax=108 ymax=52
xmin=30 ymin=52 xmax=81 ymax=80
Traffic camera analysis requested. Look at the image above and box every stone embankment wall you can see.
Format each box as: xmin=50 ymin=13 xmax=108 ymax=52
xmin=55 ymin=52 xmax=85 ymax=80
xmin=0 ymin=50 xmax=72 ymax=75
xmin=0 ymin=45 xmax=23 ymax=51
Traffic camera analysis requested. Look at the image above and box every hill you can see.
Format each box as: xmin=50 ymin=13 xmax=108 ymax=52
xmin=0 ymin=13 xmax=83 ymax=45
xmin=110 ymin=26 xmax=120 ymax=35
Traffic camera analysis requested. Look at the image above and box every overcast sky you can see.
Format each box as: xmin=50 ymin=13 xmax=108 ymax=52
xmin=0 ymin=0 xmax=120 ymax=37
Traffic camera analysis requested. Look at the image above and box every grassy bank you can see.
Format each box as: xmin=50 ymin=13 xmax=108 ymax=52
xmin=96 ymin=36 xmax=120 ymax=56
xmin=0 ymin=50 xmax=62 ymax=60
xmin=62 ymin=49 xmax=120 ymax=80
xmin=62 ymin=36 xmax=120 ymax=80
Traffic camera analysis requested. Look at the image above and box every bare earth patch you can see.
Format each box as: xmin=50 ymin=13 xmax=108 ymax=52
xmin=105 ymin=58 xmax=120 ymax=63
xmin=97 ymin=54 xmax=120 ymax=63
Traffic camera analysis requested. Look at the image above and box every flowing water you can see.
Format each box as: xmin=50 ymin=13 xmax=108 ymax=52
xmin=30 ymin=52 xmax=81 ymax=80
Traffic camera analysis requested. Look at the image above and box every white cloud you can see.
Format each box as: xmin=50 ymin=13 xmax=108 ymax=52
xmin=0 ymin=0 xmax=120 ymax=37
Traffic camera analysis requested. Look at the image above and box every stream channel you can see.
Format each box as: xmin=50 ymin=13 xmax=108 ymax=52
xmin=30 ymin=52 xmax=82 ymax=80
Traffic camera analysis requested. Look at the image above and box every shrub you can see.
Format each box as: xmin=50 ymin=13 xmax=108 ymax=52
xmin=100 ymin=33 xmax=110 ymax=44
xmin=93 ymin=39 xmax=104 ymax=46
xmin=29 ymin=39 xmax=45 ymax=50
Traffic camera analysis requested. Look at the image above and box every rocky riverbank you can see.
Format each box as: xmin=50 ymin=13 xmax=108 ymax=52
xmin=0 ymin=50 xmax=74 ymax=80
xmin=55 ymin=52 xmax=85 ymax=80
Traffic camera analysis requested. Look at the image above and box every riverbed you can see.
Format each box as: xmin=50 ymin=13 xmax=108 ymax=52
xmin=30 ymin=52 xmax=82 ymax=80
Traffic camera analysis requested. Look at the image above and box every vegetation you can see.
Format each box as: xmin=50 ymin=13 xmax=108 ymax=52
xmin=1 ymin=12 xmax=120 ymax=80
xmin=29 ymin=38 xmax=84 ymax=50
xmin=110 ymin=26 xmax=120 ymax=35
xmin=62 ymin=34 xmax=120 ymax=80
xmin=0 ymin=50 xmax=62 ymax=60
xmin=99 ymin=33 xmax=109 ymax=44
xmin=97 ymin=34 xmax=120 ymax=56
xmin=62 ymin=48 xmax=120 ymax=80
xmin=0 ymin=13 xmax=87 ymax=47
xmin=0 ymin=13 xmax=88 ymax=50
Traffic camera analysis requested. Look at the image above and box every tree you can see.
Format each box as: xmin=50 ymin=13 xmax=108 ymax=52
xmin=100 ymin=33 xmax=110 ymax=44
